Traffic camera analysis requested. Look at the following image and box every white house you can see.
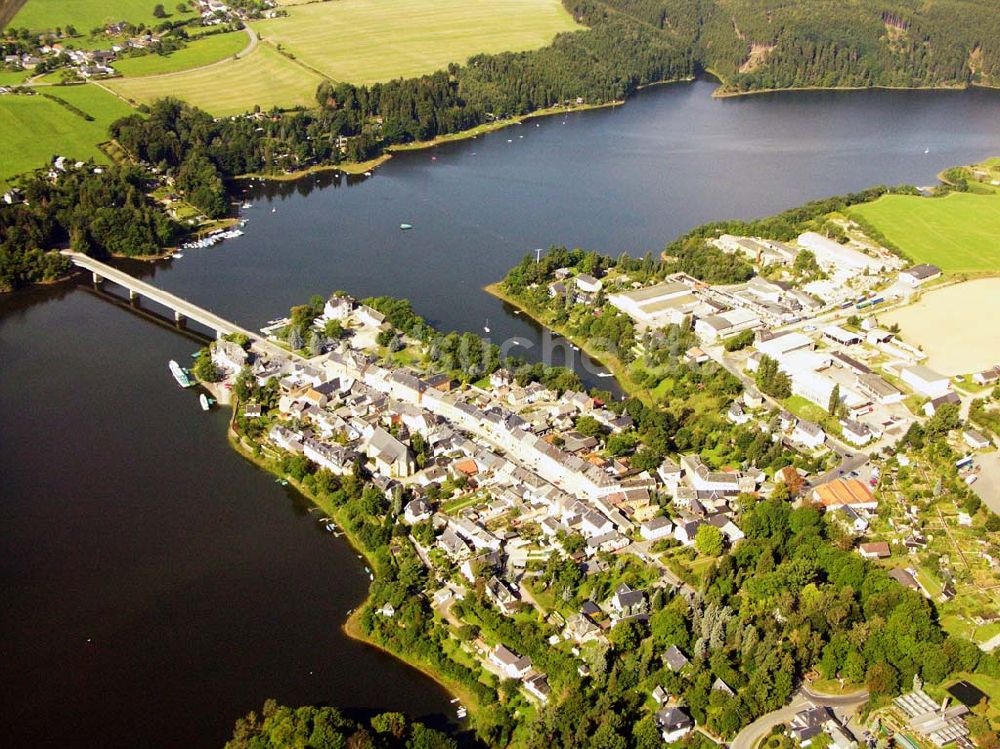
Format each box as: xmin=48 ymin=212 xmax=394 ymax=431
xmin=489 ymin=645 xmax=532 ymax=680
xmin=791 ymin=420 xmax=826 ymax=449
xmin=575 ymin=274 xmax=603 ymax=293
xmin=640 ymin=516 xmax=674 ymax=541
xmin=657 ymin=707 xmax=694 ymax=743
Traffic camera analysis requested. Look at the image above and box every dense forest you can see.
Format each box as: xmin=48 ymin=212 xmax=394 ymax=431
xmin=0 ymin=162 xmax=179 ymax=291
xmin=591 ymin=0 xmax=1000 ymax=92
xmin=225 ymin=700 xmax=457 ymax=749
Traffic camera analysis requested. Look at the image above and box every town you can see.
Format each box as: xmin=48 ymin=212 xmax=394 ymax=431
xmin=188 ymin=227 xmax=999 ymax=747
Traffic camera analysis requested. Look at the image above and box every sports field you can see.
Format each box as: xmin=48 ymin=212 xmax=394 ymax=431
xmin=112 ymin=31 xmax=248 ymax=77
xmin=11 ymin=0 xmax=196 ymax=32
xmin=850 ymin=192 xmax=1000 ymax=274
xmin=106 ymin=42 xmax=322 ymax=115
xmin=0 ymin=83 xmax=133 ymax=186
xmin=251 ymin=0 xmax=581 ymax=84
xmin=882 ymin=278 xmax=1000 ymax=375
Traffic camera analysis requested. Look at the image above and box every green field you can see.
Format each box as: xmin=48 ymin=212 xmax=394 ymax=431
xmin=251 ymin=0 xmax=581 ymax=84
xmin=0 ymin=69 xmax=30 ymax=86
xmin=0 ymin=83 xmax=133 ymax=186
xmin=11 ymin=0 xmax=196 ymax=32
xmin=850 ymin=191 xmax=1000 ymax=273
xmin=112 ymin=31 xmax=248 ymax=77
xmin=106 ymin=42 xmax=322 ymax=115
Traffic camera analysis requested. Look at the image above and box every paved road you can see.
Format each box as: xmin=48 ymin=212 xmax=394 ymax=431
xmin=730 ymin=687 xmax=869 ymax=749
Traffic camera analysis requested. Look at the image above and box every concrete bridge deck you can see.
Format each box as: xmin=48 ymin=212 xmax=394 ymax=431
xmin=62 ymin=250 xmax=258 ymax=339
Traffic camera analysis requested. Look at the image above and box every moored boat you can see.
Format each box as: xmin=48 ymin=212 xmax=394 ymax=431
xmin=168 ymin=360 xmax=194 ymax=388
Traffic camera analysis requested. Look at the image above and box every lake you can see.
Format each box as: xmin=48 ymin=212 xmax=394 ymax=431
xmin=3 ymin=78 xmax=1000 ymax=748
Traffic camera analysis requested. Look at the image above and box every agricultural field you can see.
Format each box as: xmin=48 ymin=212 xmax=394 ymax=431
xmin=112 ymin=30 xmax=248 ymax=77
xmin=0 ymin=83 xmax=133 ymax=186
xmin=106 ymin=42 xmax=322 ymax=115
xmin=10 ymin=0 xmax=196 ymax=32
xmin=0 ymin=69 xmax=30 ymax=85
xmin=849 ymin=191 xmax=1000 ymax=274
xmin=250 ymin=0 xmax=581 ymax=85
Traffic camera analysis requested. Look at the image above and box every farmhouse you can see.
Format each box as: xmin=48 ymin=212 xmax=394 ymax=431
xmin=899 ymin=264 xmax=942 ymax=287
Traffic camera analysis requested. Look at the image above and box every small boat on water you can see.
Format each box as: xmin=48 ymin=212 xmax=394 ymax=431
xmin=271 ymin=207 xmax=276 ymax=213
xmin=483 ymin=319 xmax=490 ymax=333
xmin=199 ymin=393 xmax=213 ymax=411
xmin=571 ymin=344 xmax=579 ymax=351
xmin=172 ymin=252 xmax=184 ymax=259
xmin=400 ymin=223 xmax=413 ymax=230
xmin=169 ymin=360 xmax=194 ymax=388
xmin=598 ymin=372 xmax=614 ymax=378
xmin=324 ymin=522 xmax=338 ymax=533
xmin=513 ymin=310 xmax=520 ymax=314
xmin=364 ymin=171 xmax=372 ymax=177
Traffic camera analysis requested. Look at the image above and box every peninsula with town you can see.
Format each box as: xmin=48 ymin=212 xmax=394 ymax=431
xmin=146 ymin=160 xmax=1000 ymax=749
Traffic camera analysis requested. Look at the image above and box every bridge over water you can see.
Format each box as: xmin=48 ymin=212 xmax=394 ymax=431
xmin=62 ymin=250 xmax=259 ymax=339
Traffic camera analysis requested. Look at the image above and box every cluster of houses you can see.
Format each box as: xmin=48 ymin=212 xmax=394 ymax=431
xmin=211 ymin=291 xmax=863 ymax=708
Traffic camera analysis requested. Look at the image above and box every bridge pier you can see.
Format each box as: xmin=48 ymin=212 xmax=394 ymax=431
xmin=91 ymin=271 xmax=102 ymax=286
xmin=129 ymin=289 xmax=139 ymax=304
xmin=174 ymin=311 xmax=186 ymax=328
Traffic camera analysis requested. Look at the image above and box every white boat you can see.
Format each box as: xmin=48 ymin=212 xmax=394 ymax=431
xmin=364 ymin=171 xmax=372 ymax=177
xmin=271 ymin=207 xmax=276 ymax=213
xmin=325 ymin=522 xmax=338 ymax=532
xmin=199 ymin=393 xmax=211 ymax=411
xmin=598 ymin=372 xmax=614 ymax=378
xmin=169 ymin=360 xmax=193 ymax=388
xmin=483 ymin=319 xmax=490 ymax=333
xmin=571 ymin=345 xmax=579 ymax=351
xmin=513 ymin=310 xmax=520 ymax=314
xmin=241 ymin=201 xmax=252 ymax=209
xmin=924 ymin=147 xmax=930 ymax=154
xmin=172 ymin=252 xmax=183 ymax=258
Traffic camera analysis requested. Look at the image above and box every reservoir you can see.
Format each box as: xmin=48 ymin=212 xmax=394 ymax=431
xmin=3 ymin=79 xmax=1000 ymax=748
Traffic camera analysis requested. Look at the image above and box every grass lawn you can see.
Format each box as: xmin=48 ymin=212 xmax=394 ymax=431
xmin=0 ymin=84 xmax=134 ymax=186
xmin=250 ymin=0 xmax=581 ymax=84
xmin=11 ymin=0 xmax=197 ymax=32
xmin=849 ymin=192 xmax=1000 ymax=274
xmin=106 ymin=42 xmax=322 ymax=115
xmin=112 ymin=31 xmax=247 ymax=77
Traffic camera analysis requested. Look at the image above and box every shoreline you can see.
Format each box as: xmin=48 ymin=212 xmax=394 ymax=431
xmin=710 ymin=79 xmax=999 ymax=99
xmin=232 ymin=77 xmax=700 ymax=185
xmin=223 ymin=415 xmax=486 ymax=728
xmin=483 ymin=281 xmax=651 ymax=405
